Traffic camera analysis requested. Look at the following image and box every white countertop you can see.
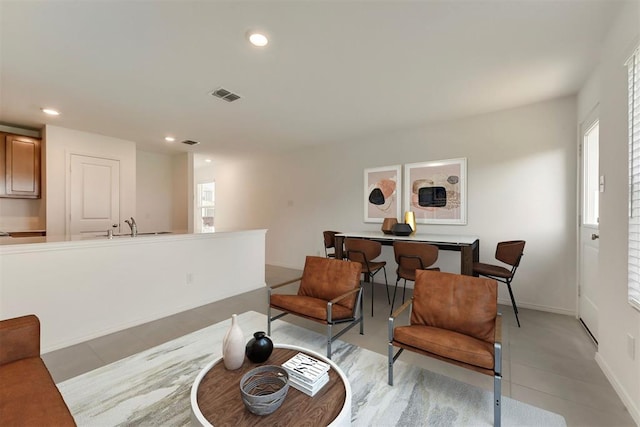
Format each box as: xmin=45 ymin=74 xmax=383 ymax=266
xmin=0 ymin=229 xmax=266 ymax=252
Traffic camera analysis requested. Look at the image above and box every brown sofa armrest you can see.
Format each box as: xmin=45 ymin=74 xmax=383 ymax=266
xmin=0 ymin=314 xmax=40 ymax=365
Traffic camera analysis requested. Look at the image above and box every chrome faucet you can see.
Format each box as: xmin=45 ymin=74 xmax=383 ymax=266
xmin=124 ymin=217 xmax=137 ymax=237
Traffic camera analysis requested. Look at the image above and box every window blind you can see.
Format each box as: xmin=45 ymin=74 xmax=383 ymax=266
xmin=628 ymin=45 xmax=640 ymax=311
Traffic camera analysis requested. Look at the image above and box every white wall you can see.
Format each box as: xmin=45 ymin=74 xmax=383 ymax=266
xmin=136 ymin=150 xmax=176 ymax=233
xmin=215 ymin=96 xmax=578 ymax=315
xmin=172 ymin=153 xmax=189 ymax=233
xmin=578 ymin=1 xmax=640 ymax=422
xmin=44 ymin=125 xmax=136 ymax=237
xmin=0 ymin=198 xmax=44 ymax=231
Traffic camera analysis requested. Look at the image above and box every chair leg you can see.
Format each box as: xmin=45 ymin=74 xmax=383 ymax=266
xmin=383 ymin=266 xmax=390 ymax=304
xmin=505 ymin=280 xmax=521 ymax=327
xmin=402 ymin=279 xmax=408 ymax=304
xmin=267 ymin=305 xmax=272 ymax=335
xmin=371 ymin=281 xmax=374 ymax=317
xmin=494 ymin=373 xmax=502 ymax=427
xmin=390 ymin=276 xmax=401 ymax=315
xmin=388 ymin=341 xmax=394 ymax=386
xmin=359 ymin=292 xmax=365 ymax=335
xmin=327 ymin=323 xmax=332 ymax=359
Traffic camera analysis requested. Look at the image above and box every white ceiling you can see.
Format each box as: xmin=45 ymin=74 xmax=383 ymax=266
xmin=0 ymin=1 xmax=624 ymax=160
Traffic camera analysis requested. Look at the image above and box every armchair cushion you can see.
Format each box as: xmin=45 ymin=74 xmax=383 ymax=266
xmin=269 ymin=295 xmax=354 ymax=322
xmin=410 ymin=270 xmax=497 ymax=343
xmin=394 ymin=325 xmax=494 ymax=369
xmin=1 ymin=358 xmax=77 ymax=426
xmin=298 ymin=256 xmax=362 ymax=310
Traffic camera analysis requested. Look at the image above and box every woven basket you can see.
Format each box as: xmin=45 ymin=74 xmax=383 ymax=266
xmin=240 ymin=365 xmax=289 ymax=416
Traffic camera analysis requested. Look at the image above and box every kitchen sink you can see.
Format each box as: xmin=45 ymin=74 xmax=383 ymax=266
xmin=103 ymin=231 xmax=173 ymax=238
xmin=137 ymin=231 xmax=173 ymax=235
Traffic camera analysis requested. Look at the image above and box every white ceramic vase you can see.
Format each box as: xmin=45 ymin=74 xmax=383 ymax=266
xmin=222 ymin=314 xmax=245 ymax=370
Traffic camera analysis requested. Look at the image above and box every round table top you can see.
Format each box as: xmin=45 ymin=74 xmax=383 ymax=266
xmin=191 ymin=344 xmax=349 ymax=427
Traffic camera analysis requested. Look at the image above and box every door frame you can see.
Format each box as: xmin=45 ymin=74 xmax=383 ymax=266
xmin=576 ymin=105 xmax=599 ymax=343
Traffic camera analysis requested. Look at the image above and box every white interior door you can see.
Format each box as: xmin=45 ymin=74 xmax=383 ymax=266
xmin=69 ymin=154 xmax=120 ymax=236
xmin=579 ymin=119 xmax=600 ymax=343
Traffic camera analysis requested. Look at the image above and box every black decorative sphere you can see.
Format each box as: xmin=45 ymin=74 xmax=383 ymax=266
xmin=245 ymin=331 xmax=273 ymax=363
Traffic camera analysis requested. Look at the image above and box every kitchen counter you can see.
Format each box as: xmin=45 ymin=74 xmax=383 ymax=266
xmin=0 ymin=230 xmax=189 ymax=247
xmin=0 ymin=229 xmax=267 ymax=351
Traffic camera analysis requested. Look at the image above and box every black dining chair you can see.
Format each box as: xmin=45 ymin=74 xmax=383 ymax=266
xmin=473 ymin=240 xmax=526 ymax=327
xmin=323 ymin=230 xmax=341 ymax=258
xmin=344 ymin=238 xmax=389 ymax=316
xmin=391 ymin=241 xmax=440 ymax=314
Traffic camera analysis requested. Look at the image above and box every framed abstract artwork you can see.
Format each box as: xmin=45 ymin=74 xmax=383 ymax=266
xmin=404 ymin=158 xmax=467 ymax=225
xmin=364 ymin=165 xmax=402 ymax=223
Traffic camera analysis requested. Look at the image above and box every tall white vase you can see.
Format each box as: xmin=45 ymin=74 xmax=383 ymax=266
xmin=222 ymin=314 xmax=245 ymax=370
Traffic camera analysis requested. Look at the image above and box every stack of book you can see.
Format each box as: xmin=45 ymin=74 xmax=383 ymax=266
xmin=281 ymin=352 xmax=331 ymax=397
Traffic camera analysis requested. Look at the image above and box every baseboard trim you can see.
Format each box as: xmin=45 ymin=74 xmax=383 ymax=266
xmin=595 ymin=352 xmax=640 ymax=426
xmin=498 ymin=298 xmax=575 ymax=316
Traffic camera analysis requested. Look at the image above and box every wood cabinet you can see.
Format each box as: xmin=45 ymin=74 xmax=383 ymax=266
xmin=8 ymin=231 xmax=47 ymax=237
xmin=0 ymin=133 xmax=41 ymax=199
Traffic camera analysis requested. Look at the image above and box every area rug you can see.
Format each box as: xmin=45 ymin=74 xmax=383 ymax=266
xmin=58 ymin=311 xmax=566 ymax=426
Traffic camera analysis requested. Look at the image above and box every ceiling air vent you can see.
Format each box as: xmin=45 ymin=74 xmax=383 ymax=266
xmin=181 ymin=140 xmax=200 ymax=146
xmin=211 ymin=87 xmax=242 ymax=102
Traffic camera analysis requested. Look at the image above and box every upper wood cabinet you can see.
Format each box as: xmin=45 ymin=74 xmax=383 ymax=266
xmin=0 ymin=133 xmax=41 ymax=199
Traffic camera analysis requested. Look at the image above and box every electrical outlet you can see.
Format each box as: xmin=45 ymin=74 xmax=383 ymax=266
xmin=186 ymin=273 xmax=194 ymax=285
xmin=627 ymin=334 xmax=636 ymax=360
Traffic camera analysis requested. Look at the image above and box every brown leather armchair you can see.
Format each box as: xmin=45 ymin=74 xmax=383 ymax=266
xmin=268 ymin=256 xmax=363 ymax=359
xmin=388 ymin=270 xmax=502 ymax=426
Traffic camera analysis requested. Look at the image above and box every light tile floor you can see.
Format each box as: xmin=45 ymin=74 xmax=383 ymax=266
xmin=43 ymin=265 xmax=636 ymax=427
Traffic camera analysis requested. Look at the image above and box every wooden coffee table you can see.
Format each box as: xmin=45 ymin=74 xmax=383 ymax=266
xmin=190 ymin=344 xmax=351 ymax=426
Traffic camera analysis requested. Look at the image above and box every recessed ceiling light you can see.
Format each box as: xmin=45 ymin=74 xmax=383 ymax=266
xmin=42 ymin=108 xmax=60 ymax=116
xmin=248 ymin=32 xmax=268 ymax=47
xmin=205 ymin=159 xmax=212 ymax=163
xmin=165 ymin=136 xmax=175 ymax=142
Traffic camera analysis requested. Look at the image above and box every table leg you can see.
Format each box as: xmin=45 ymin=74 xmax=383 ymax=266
xmin=335 ymin=236 xmax=344 ymax=260
xmin=461 ymin=239 xmax=480 ymax=276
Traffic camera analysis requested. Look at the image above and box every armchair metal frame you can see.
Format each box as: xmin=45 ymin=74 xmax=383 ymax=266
xmin=268 ymin=277 xmax=364 ymax=359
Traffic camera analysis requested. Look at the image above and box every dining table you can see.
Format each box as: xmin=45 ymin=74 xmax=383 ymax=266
xmin=334 ymin=231 xmax=480 ymax=276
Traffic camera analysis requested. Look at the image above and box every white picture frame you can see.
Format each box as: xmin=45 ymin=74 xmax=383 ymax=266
xmin=404 ymin=158 xmax=467 ymax=225
xmin=364 ymin=165 xmax=402 ymax=223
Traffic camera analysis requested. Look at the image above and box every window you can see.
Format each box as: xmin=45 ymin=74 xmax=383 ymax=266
xmin=583 ymin=120 xmax=599 ymax=226
xmin=197 ymin=182 xmax=215 ymax=233
xmin=628 ymin=45 xmax=640 ymax=311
